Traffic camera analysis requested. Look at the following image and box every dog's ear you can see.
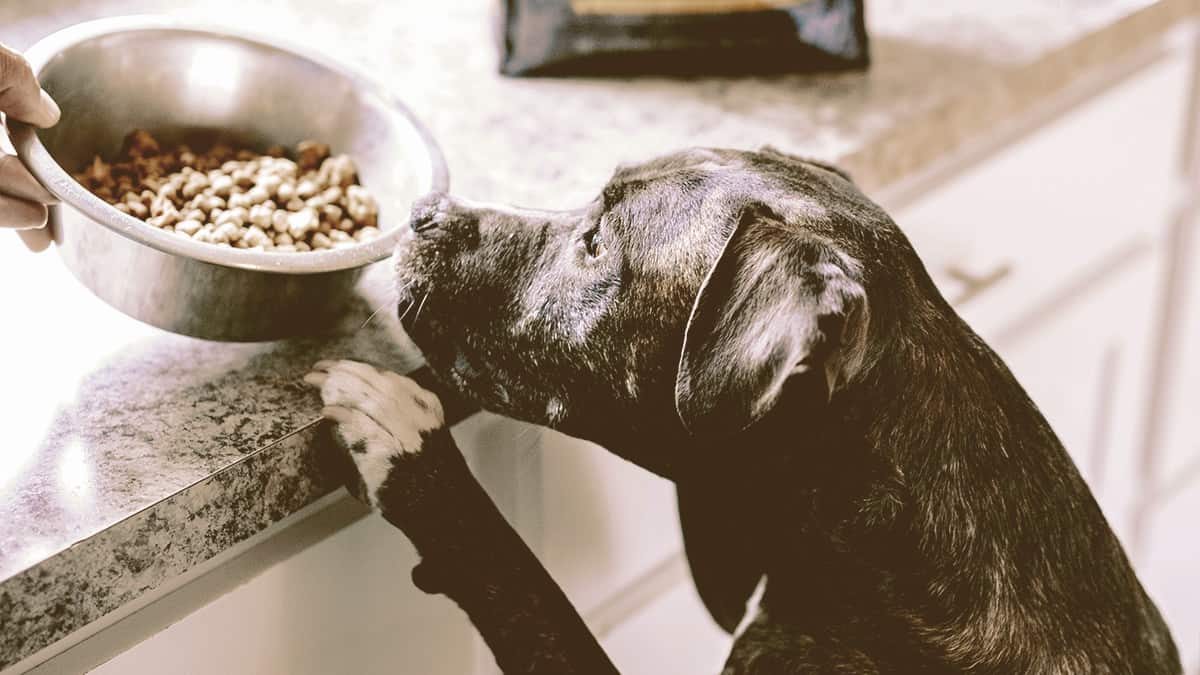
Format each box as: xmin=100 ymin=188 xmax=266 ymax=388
xmin=675 ymin=207 xmax=869 ymax=436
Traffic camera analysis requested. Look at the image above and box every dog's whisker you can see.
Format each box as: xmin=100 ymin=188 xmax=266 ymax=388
xmin=412 ymin=292 xmax=430 ymax=325
xmin=398 ymin=297 xmax=419 ymax=323
xmin=358 ymin=280 xmax=416 ymax=331
xmin=359 ymin=301 xmax=391 ymax=330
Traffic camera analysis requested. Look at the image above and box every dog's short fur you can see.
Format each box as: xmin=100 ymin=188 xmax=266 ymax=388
xmin=309 ymin=148 xmax=1180 ymax=674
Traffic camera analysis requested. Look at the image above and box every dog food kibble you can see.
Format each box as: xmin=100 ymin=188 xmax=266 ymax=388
xmin=74 ymin=130 xmax=381 ymax=252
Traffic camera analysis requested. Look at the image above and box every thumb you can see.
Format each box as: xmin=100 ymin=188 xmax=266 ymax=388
xmin=18 ymin=89 xmax=62 ymax=128
xmin=0 ymin=44 xmax=61 ymax=128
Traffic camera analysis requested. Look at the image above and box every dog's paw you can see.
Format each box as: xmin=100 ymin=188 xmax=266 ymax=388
xmin=304 ymin=359 xmax=444 ymax=507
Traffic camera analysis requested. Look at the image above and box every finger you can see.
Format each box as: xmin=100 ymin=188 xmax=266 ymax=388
xmin=303 ymin=371 xmax=329 ymax=388
xmin=0 ymin=154 xmax=57 ymax=203
xmin=0 ymin=193 xmax=46 ymax=230
xmin=0 ymin=43 xmax=60 ymax=128
xmin=17 ymin=227 xmax=51 ymax=252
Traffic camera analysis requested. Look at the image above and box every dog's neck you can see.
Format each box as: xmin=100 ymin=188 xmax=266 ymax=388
xmin=853 ymin=313 xmax=1050 ymax=468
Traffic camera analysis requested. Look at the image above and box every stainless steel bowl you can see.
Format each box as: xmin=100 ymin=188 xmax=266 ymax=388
xmin=9 ymin=16 xmax=447 ymax=341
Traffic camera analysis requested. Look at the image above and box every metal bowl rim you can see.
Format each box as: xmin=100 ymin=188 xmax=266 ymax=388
xmin=10 ymin=14 xmax=449 ymax=275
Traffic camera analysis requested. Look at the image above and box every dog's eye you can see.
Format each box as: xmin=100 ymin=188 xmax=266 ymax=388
xmin=583 ymin=225 xmax=604 ymax=258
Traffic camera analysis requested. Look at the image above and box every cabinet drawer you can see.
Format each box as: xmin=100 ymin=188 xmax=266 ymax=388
xmin=894 ymin=47 xmax=1191 ymax=344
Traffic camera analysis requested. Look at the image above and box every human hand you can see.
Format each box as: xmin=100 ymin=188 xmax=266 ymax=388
xmin=1 ymin=42 xmax=61 ymax=252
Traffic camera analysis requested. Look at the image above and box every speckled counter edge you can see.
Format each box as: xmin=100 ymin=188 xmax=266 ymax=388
xmin=0 ymin=419 xmax=343 ymax=670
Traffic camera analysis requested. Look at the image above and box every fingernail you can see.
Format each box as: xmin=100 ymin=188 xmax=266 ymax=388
xmin=36 ymin=89 xmax=61 ymax=128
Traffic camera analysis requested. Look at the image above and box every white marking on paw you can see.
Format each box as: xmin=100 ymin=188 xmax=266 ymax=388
xmin=309 ymin=360 xmax=444 ymax=507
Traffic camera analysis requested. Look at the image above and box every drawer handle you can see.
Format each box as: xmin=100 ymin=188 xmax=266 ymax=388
xmin=944 ymin=262 xmax=1013 ymax=305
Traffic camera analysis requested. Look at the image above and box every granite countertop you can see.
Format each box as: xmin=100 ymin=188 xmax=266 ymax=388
xmin=0 ymin=0 xmax=1194 ymax=668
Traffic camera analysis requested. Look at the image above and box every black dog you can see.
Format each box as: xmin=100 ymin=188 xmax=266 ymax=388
xmin=305 ymin=147 xmax=1180 ymax=674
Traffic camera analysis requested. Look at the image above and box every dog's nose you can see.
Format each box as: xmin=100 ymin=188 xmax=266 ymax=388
xmin=409 ymin=192 xmax=447 ymax=232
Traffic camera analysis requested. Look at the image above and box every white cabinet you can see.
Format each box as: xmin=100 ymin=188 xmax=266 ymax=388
xmin=894 ymin=43 xmax=1189 ymax=344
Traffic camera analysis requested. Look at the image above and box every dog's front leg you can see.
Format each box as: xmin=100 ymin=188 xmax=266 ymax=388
xmin=306 ymin=360 xmax=618 ymax=675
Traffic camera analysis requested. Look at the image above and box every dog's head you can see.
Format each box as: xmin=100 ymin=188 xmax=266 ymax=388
xmin=395 ymin=147 xmax=922 ymax=452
